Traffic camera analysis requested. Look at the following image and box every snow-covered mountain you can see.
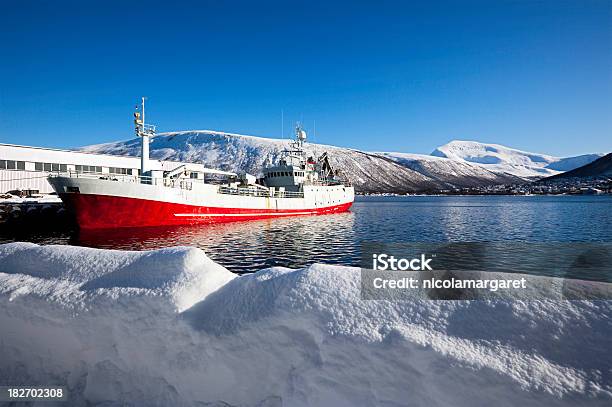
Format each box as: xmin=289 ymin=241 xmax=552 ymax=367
xmin=80 ymin=131 xmax=521 ymax=193
xmin=431 ymin=140 xmax=603 ymax=179
xmin=544 ymin=153 xmax=612 ymax=181
xmin=374 ymin=151 xmax=521 ymax=187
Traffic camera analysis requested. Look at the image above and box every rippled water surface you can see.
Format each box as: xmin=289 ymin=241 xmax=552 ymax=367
xmin=1 ymin=195 xmax=611 ymax=275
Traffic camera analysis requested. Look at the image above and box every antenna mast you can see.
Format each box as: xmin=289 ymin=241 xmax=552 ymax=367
xmin=134 ymin=97 xmax=156 ymax=177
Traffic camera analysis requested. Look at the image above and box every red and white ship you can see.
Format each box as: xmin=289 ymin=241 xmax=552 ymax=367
xmin=49 ymin=99 xmax=354 ymax=229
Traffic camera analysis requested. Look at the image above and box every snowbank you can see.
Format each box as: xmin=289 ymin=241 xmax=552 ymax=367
xmin=0 ymin=243 xmax=610 ymax=406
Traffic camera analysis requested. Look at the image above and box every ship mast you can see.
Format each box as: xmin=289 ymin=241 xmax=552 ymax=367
xmin=134 ymin=97 xmax=156 ymax=177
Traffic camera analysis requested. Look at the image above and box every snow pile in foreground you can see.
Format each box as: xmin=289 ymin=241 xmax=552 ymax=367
xmin=0 ymin=243 xmax=610 ymax=407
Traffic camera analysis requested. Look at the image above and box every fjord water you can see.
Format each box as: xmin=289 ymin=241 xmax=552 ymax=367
xmin=1 ymin=195 xmax=611 ymax=279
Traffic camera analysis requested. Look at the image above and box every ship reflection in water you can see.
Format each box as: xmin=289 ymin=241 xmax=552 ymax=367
xmin=77 ymin=211 xmax=358 ymax=274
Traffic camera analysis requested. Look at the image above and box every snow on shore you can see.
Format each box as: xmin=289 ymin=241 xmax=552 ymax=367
xmin=0 ymin=243 xmax=610 ymax=406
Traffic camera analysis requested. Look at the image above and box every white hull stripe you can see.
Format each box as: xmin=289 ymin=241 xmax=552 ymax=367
xmin=174 ymin=211 xmax=318 ymax=217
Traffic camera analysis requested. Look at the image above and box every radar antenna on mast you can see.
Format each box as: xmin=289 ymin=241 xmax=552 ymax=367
xmin=134 ymin=97 xmax=156 ymax=138
xmin=294 ymin=122 xmax=307 ymax=148
xmin=134 ymin=97 xmax=156 ymax=178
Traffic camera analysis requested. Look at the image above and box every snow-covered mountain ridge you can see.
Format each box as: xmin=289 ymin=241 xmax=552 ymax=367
xmin=80 ymin=131 xmax=603 ymax=193
xmin=432 ymin=140 xmax=604 ymax=179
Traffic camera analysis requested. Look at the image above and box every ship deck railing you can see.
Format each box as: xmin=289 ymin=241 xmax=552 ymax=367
xmin=305 ymin=179 xmax=352 ymax=187
xmin=51 ymin=171 xmax=306 ymax=198
xmin=217 ymin=185 xmax=304 ymax=199
xmin=54 ymin=171 xmax=202 ymax=190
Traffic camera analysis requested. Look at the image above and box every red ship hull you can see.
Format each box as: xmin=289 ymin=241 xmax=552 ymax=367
xmin=60 ymin=193 xmax=353 ymax=229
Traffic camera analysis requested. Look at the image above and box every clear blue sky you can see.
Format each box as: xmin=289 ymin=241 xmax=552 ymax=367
xmin=0 ymin=0 xmax=610 ymax=156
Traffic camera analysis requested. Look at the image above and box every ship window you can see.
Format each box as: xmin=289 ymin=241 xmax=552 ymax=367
xmin=44 ymin=163 xmax=52 ymax=171
xmin=17 ymin=161 xmax=26 ymax=170
xmin=190 ymin=172 xmax=199 ymax=179
xmin=51 ymin=163 xmax=60 ymax=172
xmin=96 ymin=166 xmax=102 ymax=173
xmin=60 ymin=164 xmax=67 ymax=172
xmin=6 ymin=160 xmax=16 ymax=170
xmin=35 ymin=162 xmax=43 ymax=171
xmin=75 ymin=165 xmax=82 ymax=172
xmin=0 ymin=160 xmax=5 ymax=169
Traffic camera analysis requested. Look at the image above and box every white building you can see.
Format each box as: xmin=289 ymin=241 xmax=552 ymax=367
xmin=0 ymin=143 xmax=230 ymax=194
